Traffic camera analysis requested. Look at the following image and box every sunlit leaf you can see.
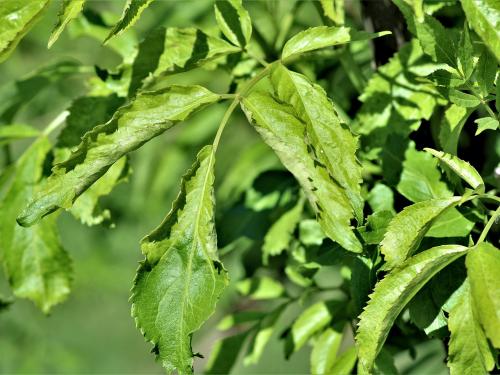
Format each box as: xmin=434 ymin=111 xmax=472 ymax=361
xmin=214 ymin=0 xmax=252 ymax=47
xmin=104 ymin=0 xmax=155 ymax=43
xmin=48 ymin=0 xmax=85 ymax=48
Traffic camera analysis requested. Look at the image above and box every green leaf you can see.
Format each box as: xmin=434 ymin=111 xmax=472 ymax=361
xmin=236 ymin=276 xmax=285 ymax=300
xmin=424 ymin=148 xmax=485 ymax=193
xmin=329 ymin=347 xmax=357 ymax=375
xmin=205 ymin=332 xmax=247 ymax=374
xmin=285 ymin=301 xmax=338 ymax=356
xmin=475 ymin=116 xmax=499 ymax=134
xmin=0 ymin=295 xmax=13 ymax=312
xmin=356 ymin=244 xmax=469 ymax=375
xmin=415 ymin=14 xmax=457 ymax=67
xmin=475 ymin=47 xmax=498 ymax=97
xmin=131 ymin=145 xmax=228 ymax=374
xmin=281 ymin=26 xmax=390 ymax=61
xmin=0 ymin=124 xmax=40 ymax=144
xmin=48 ymin=0 xmax=85 ymax=48
xmin=319 ymin=0 xmax=345 ymax=25
xmin=460 ymin=0 xmax=500 ymax=61
xmin=241 ymin=90 xmax=362 ymax=253
xmin=449 ymin=89 xmax=481 ymax=107
xmin=299 ymin=219 xmax=326 ymax=246
xmin=425 ymin=207 xmax=475 ymax=238
xmin=217 ymin=311 xmax=266 ymax=331
xmin=244 ymin=303 xmax=287 ymax=365
xmin=104 ymin=0 xmax=155 ymax=43
xmin=457 ymin=23 xmax=474 ymax=79
xmin=310 ymin=327 xmax=343 ymax=375
xmin=271 ymin=64 xmax=364 ymax=222
xmin=129 ymin=27 xmax=240 ymax=95
xmin=397 ymin=144 xmax=451 ymax=203
xmin=263 ymin=197 xmax=304 ymax=264
xmin=447 ymin=279 xmax=495 ymax=374
xmin=368 ymin=183 xmax=395 ymax=214
xmin=17 ymin=85 xmax=220 ymax=227
xmin=466 ymin=242 xmax=500 ymax=348
xmin=0 ymin=138 xmax=72 ymax=313
xmin=214 ymin=0 xmax=252 ymax=47
xmin=0 ymin=0 xmax=49 ymax=63
xmin=380 ymin=197 xmax=462 ymax=269
xmin=438 ymin=104 xmax=472 ymax=154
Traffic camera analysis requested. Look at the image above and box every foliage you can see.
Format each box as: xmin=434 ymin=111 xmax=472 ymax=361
xmin=0 ymin=0 xmax=499 ymax=374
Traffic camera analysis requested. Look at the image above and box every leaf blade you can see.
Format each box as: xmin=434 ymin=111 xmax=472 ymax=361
xmin=214 ymin=0 xmax=252 ymax=47
xmin=48 ymin=0 xmax=85 ymax=48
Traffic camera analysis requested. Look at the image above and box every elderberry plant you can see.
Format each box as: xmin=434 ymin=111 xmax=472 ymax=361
xmin=0 ymin=0 xmax=499 ymax=374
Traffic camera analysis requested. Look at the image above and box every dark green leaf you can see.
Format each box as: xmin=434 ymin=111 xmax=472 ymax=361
xmin=131 ymin=145 xmax=228 ymax=374
xmin=17 ymin=85 xmax=220 ymax=227
xmin=205 ymin=332 xmax=247 ymax=374
xmin=356 ymin=244 xmax=469 ymax=374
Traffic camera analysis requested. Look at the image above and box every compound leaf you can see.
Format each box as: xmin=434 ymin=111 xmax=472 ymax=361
xmin=466 ymin=242 xmax=500 ymax=348
xmin=214 ymin=0 xmax=252 ymax=47
xmin=48 ymin=0 xmax=85 ymax=48
xmin=104 ymin=0 xmax=155 ymax=43
xmin=381 ymin=197 xmax=463 ymax=269
xmin=425 ymin=148 xmax=485 ymax=193
xmin=17 ymin=85 xmax=220 ymax=227
xmin=448 ymin=279 xmax=495 ymax=374
xmin=0 ymin=137 xmax=72 ymax=313
xmin=271 ymin=64 xmax=363 ymax=222
xmin=131 ymin=145 xmax=228 ymax=374
xmin=0 ymin=0 xmax=49 ymax=62
xmin=460 ymin=0 xmax=500 ymax=61
xmin=356 ymin=244 xmax=469 ymax=375
xmin=241 ymin=90 xmax=362 ymax=253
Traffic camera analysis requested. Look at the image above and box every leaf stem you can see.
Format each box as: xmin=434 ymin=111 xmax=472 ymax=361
xmin=43 ymin=110 xmax=70 ymax=136
xmin=477 ymin=205 xmax=500 ymax=244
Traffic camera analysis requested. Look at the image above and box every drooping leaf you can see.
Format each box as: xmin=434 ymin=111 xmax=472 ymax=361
xmin=0 ymin=124 xmax=40 ymax=144
xmin=281 ymin=26 xmax=390 ymax=61
xmin=205 ymin=332 xmax=248 ymax=374
xmin=104 ymin=0 xmax=155 ymax=43
xmin=0 ymin=0 xmax=49 ymax=62
xmin=466 ymin=242 xmax=500 ymax=348
xmin=447 ymin=279 xmax=495 ymax=374
xmin=214 ymin=0 xmax=252 ymax=47
xmin=329 ymin=347 xmax=357 ymax=375
xmin=263 ymin=197 xmax=304 ymax=264
xmin=241 ymin=90 xmax=362 ymax=253
xmin=48 ymin=0 xmax=85 ymax=48
xmin=17 ymin=85 xmax=221 ymax=227
xmin=356 ymin=244 xmax=469 ymax=375
xmin=271 ymin=64 xmax=364 ymax=222
xmin=475 ymin=47 xmax=498 ymax=97
xmin=129 ymin=27 xmax=240 ymax=95
xmin=310 ymin=326 xmax=343 ymax=375
xmin=131 ymin=145 xmax=228 ymax=374
xmin=244 ymin=303 xmax=287 ymax=365
xmin=285 ymin=301 xmax=338 ymax=357
xmin=475 ymin=116 xmax=499 ymax=134
xmin=380 ymin=197 xmax=463 ymax=268
xmin=438 ymin=104 xmax=472 ymax=154
xmin=425 ymin=148 xmax=485 ymax=193
xmin=0 ymin=137 xmax=72 ymax=313
xmin=460 ymin=0 xmax=500 ymax=61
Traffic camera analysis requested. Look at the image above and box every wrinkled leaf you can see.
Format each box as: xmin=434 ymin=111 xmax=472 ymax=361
xmin=18 ymin=85 xmax=220 ymax=227
xmin=131 ymin=146 xmax=228 ymax=374
xmin=356 ymin=244 xmax=469 ymax=374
